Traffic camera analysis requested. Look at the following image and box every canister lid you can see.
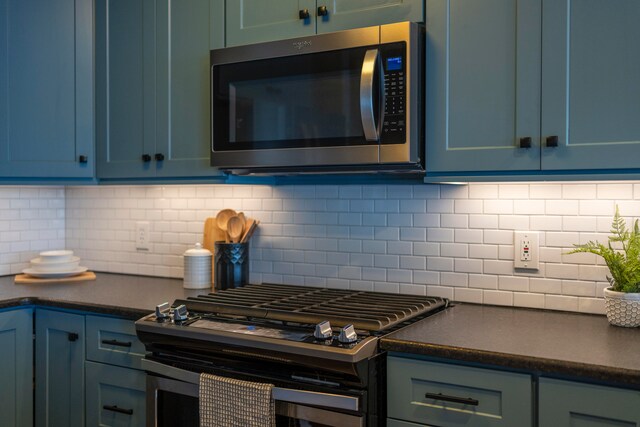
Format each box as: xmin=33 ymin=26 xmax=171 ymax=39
xmin=184 ymin=242 xmax=212 ymax=257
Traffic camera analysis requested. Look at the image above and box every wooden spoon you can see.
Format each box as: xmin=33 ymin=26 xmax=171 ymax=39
xmin=216 ymin=209 xmax=237 ymax=242
xmin=241 ymin=219 xmax=259 ymax=243
xmin=227 ymin=216 xmax=244 ymax=243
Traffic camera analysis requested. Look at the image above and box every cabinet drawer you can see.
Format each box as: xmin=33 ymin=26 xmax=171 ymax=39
xmin=86 ymin=361 xmax=146 ymax=427
xmin=86 ymin=316 xmax=145 ymax=369
xmin=539 ymin=378 xmax=640 ymax=426
xmin=387 ymin=356 xmax=532 ymax=426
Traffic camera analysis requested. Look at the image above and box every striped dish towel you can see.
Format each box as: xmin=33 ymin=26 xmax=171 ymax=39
xmin=199 ymin=372 xmax=275 ymax=427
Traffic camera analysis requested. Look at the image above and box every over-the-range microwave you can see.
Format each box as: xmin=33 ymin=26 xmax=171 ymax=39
xmin=210 ymin=22 xmax=424 ymax=175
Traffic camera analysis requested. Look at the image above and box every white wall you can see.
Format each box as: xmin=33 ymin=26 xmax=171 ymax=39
xmin=64 ymin=182 xmax=640 ymax=315
xmin=0 ymin=187 xmax=66 ymax=275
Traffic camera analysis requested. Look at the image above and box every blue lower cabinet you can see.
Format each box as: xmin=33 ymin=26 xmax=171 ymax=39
xmin=387 ymin=419 xmax=424 ymax=427
xmin=387 ymin=356 xmax=533 ymax=426
xmin=86 ymin=361 xmax=146 ymax=427
xmin=35 ymin=309 xmax=85 ymax=427
xmin=0 ymin=308 xmax=33 ymax=427
xmin=539 ymin=378 xmax=640 ymax=426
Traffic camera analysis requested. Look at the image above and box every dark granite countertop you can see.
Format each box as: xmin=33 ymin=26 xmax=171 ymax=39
xmin=381 ymin=303 xmax=640 ymax=388
xmin=0 ymin=272 xmax=203 ymax=319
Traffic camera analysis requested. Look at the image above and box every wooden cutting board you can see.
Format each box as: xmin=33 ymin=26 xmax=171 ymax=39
xmin=15 ymin=271 xmax=96 ymax=284
xmin=203 ymin=217 xmax=226 ymax=285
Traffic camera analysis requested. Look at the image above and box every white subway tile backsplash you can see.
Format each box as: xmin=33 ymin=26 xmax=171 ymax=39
xmin=54 ymin=182 xmax=640 ymax=315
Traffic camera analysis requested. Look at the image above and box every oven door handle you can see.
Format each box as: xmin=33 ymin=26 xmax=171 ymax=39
xmin=360 ymin=48 xmax=383 ymax=142
xmin=142 ymin=359 xmax=360 ymax=412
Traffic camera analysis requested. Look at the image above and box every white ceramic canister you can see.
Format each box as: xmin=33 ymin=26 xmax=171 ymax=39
xmin=183 ymin=243 xmax=212 ymax=289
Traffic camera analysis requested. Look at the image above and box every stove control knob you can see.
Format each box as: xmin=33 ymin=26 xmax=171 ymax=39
xmin=314 ymin=320 xmax=332 ymax=340
xmin=155 ymin=302 xmax=171 ymax=321
xmin=338 ymin=324 xmax=358 ymax=344
xmin=173 ymin=304 xmax=188 ymax=322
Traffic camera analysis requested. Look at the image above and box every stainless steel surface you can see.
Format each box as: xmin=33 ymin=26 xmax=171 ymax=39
xmin=210 ymin=25 xmax=379 ymax=65
xmin=173 ymin=304 xmax=188 ymax=322
xmin=137 ymin=317 xmax=380 ymax=363
xmin=360 ymin=48 xmax=381 ymax=142
xmin=380 ymin=22 xmax=421 ymax=165
xmin=338 ymin=324 xmax=358 ymax=344
xmin=275 ymin=401 xmax=364 ymax=427
xmin=314 ymin=320 xmax=333 ymax=340
xmin=142 ymin=359 xmax=360 ymax=412
xmin=210 ymin=22 xmax=423 ymax=173
xmin=155 ymin=302 xmax=170 ymax=320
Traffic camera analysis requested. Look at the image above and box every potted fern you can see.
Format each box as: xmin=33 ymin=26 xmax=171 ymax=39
xmin=568 ymin=207 xmax=640 ymax=327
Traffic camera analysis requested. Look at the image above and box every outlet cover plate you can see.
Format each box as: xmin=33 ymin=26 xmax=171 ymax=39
xmin=514 ymin=231 xmax=539 ymax=270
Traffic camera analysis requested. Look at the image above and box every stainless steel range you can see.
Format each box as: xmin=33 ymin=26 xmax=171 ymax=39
xmin=135 ymin=283 xmax=448 ymax=427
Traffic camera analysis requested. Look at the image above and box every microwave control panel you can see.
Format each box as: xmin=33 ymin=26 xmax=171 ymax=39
xmin=381 ymin=44 xmax=407 ymax=145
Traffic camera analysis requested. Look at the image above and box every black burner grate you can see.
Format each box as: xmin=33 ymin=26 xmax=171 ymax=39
xmin=174 ymin=283 xmax=447 ymax=332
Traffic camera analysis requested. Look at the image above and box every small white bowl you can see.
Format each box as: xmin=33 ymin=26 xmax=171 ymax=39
xmin=30 ymin=257 xmax=80 ymax=272
xmin=38 ymin=250 xmax=74 ymax=263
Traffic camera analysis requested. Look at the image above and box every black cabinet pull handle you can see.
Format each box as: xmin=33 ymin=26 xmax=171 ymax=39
xmin=78 ymin=155 xmax=88 ymax=164
xmin=317 ymin=5 xmax=328 ymax=16
xmin=68 ymin=332 xmax=79 ymax=342
xmin=141 ymin=154 xmax=151 ymax=162
xmin=101 ymin=339 xmax=132 ymax=348
xmin=546 ymin=135 xmax=559 ymax=147
xmin=519 ymin=137 xmax=532 ymax=148
xmin=103 ymin=405 xmax=133 ymax=415
xmin=425 ymin=392 xmax=479 ymax=406
xmin=155 ymin=153 xmax=165 ymax=161
xmin=299 ymin=9 xmax=310 ymax=19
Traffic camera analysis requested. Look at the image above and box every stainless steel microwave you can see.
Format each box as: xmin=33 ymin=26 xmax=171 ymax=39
xmin=210 ymin=22 xmax=424 ymax=174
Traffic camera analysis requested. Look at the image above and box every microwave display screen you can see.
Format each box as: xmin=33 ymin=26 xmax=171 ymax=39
xmin=386 ymin=57 xmax=403 ymax=71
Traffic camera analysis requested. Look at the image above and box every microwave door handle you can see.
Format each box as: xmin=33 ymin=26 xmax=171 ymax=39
xmin=360 ymin=49 xmax=381 ymax=142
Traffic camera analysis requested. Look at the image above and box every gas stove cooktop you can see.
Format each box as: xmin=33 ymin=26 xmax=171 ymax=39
xmin=135 ymin=283 xmax=449 ymax=363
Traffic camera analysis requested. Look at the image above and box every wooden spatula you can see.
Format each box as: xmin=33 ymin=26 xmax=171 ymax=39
xmin=203 ymin=217 xmax=226 ymax=285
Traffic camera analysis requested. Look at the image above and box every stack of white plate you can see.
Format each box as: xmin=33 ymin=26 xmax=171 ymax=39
xmin=23 ymin=250 xmax=88 ymax=278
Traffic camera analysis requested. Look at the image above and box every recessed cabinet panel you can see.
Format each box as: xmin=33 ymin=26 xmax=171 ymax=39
xmin=542 ymin=0 xmax=640 ymax=170
xmin=539 ymin=378 xmax=640 ymax=426
xmin=155 ymin=0 xmax=222 ymax=177
xmin=318 ymin=0 xmax=423 ymax=34
xmin=425 ymin=0 xmax=541 ymax=173
xmin=226 ymin=0 xmax=316 ymax=47
xmin=1 ymin=0 xmax=93 ymax=178
xmin=0 ymin=309 xmax=33 ymax=427
xmin=96 ymin=0 xmax=156 ymax=179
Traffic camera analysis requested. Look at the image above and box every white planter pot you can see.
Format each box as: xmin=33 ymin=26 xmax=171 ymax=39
xmin=604 ymin=287 xmax=640 ymax=327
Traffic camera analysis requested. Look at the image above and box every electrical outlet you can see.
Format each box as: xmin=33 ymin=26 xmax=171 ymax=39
xmin=514 ymin=231 xmax=539 ymax=270
xmin=135 ymin=221 xmax=150 ymax=250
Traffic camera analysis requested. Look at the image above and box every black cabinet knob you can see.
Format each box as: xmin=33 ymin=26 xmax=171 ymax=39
xmin=519 ymin=137 xmax=532 ymax=149
xmin=155 ymin=153 xmax=165 ymax=161
xmin=141 ymin=154 xmax=151 ymax=162
xmin=68 ymin=332 xmax=79 ymax=342
xmin=546 ymin=135 xmax=559 ymax=147
xmin=317 ymin=5 xmax=328 ymax=16
xmin=299 ymin=9 xmax=310 ymax=19
xmin=78 ymin=155 xmax=88 ymax=164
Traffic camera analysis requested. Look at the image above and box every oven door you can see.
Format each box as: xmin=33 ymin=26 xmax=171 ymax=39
xmin=144 ymin=359 xmax=365 ymax=427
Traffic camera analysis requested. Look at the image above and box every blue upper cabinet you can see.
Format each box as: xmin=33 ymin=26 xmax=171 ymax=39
xmin=0 ymin=0 xmax=94 ymax=179
xmin=96 ymin=0 xmax=224 ymax=180
xmin=226 ymin=0 xmax=423 ymax=47
xmin=425 ymin=0 xmax=542 ymax=174
xmin=541 ymin=0 xmax=640 ymax=171
xmin=426 ymin=0 xmax=640 ymax=180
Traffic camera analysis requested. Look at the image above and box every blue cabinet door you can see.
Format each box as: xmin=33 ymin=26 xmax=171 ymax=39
xmin=541 ymin=0 xmax=640 ymax=171
xmin=35 ymin=309 xmax=85 ymax=427
xmin=317 ymin=0 xmax=423 ymax=34
xmin=96 ymin=0 xmax=156 ymax=179
xmin=0 ymin=308 xmax=33 ymax=427
xmin=85 ymin=361 xmax=146 ymax=427
xmin=0 ymin=0 xmax=94 ymax=179
xmin=155 ymin=0 xmax=224 ymax=178
xmin=539 ymin=378 xmax=640 ymax=426
xmin=425 ymin=0 xmax=541 ymax=174
xmin=226 ymin=0 xmax=316 ymax=47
